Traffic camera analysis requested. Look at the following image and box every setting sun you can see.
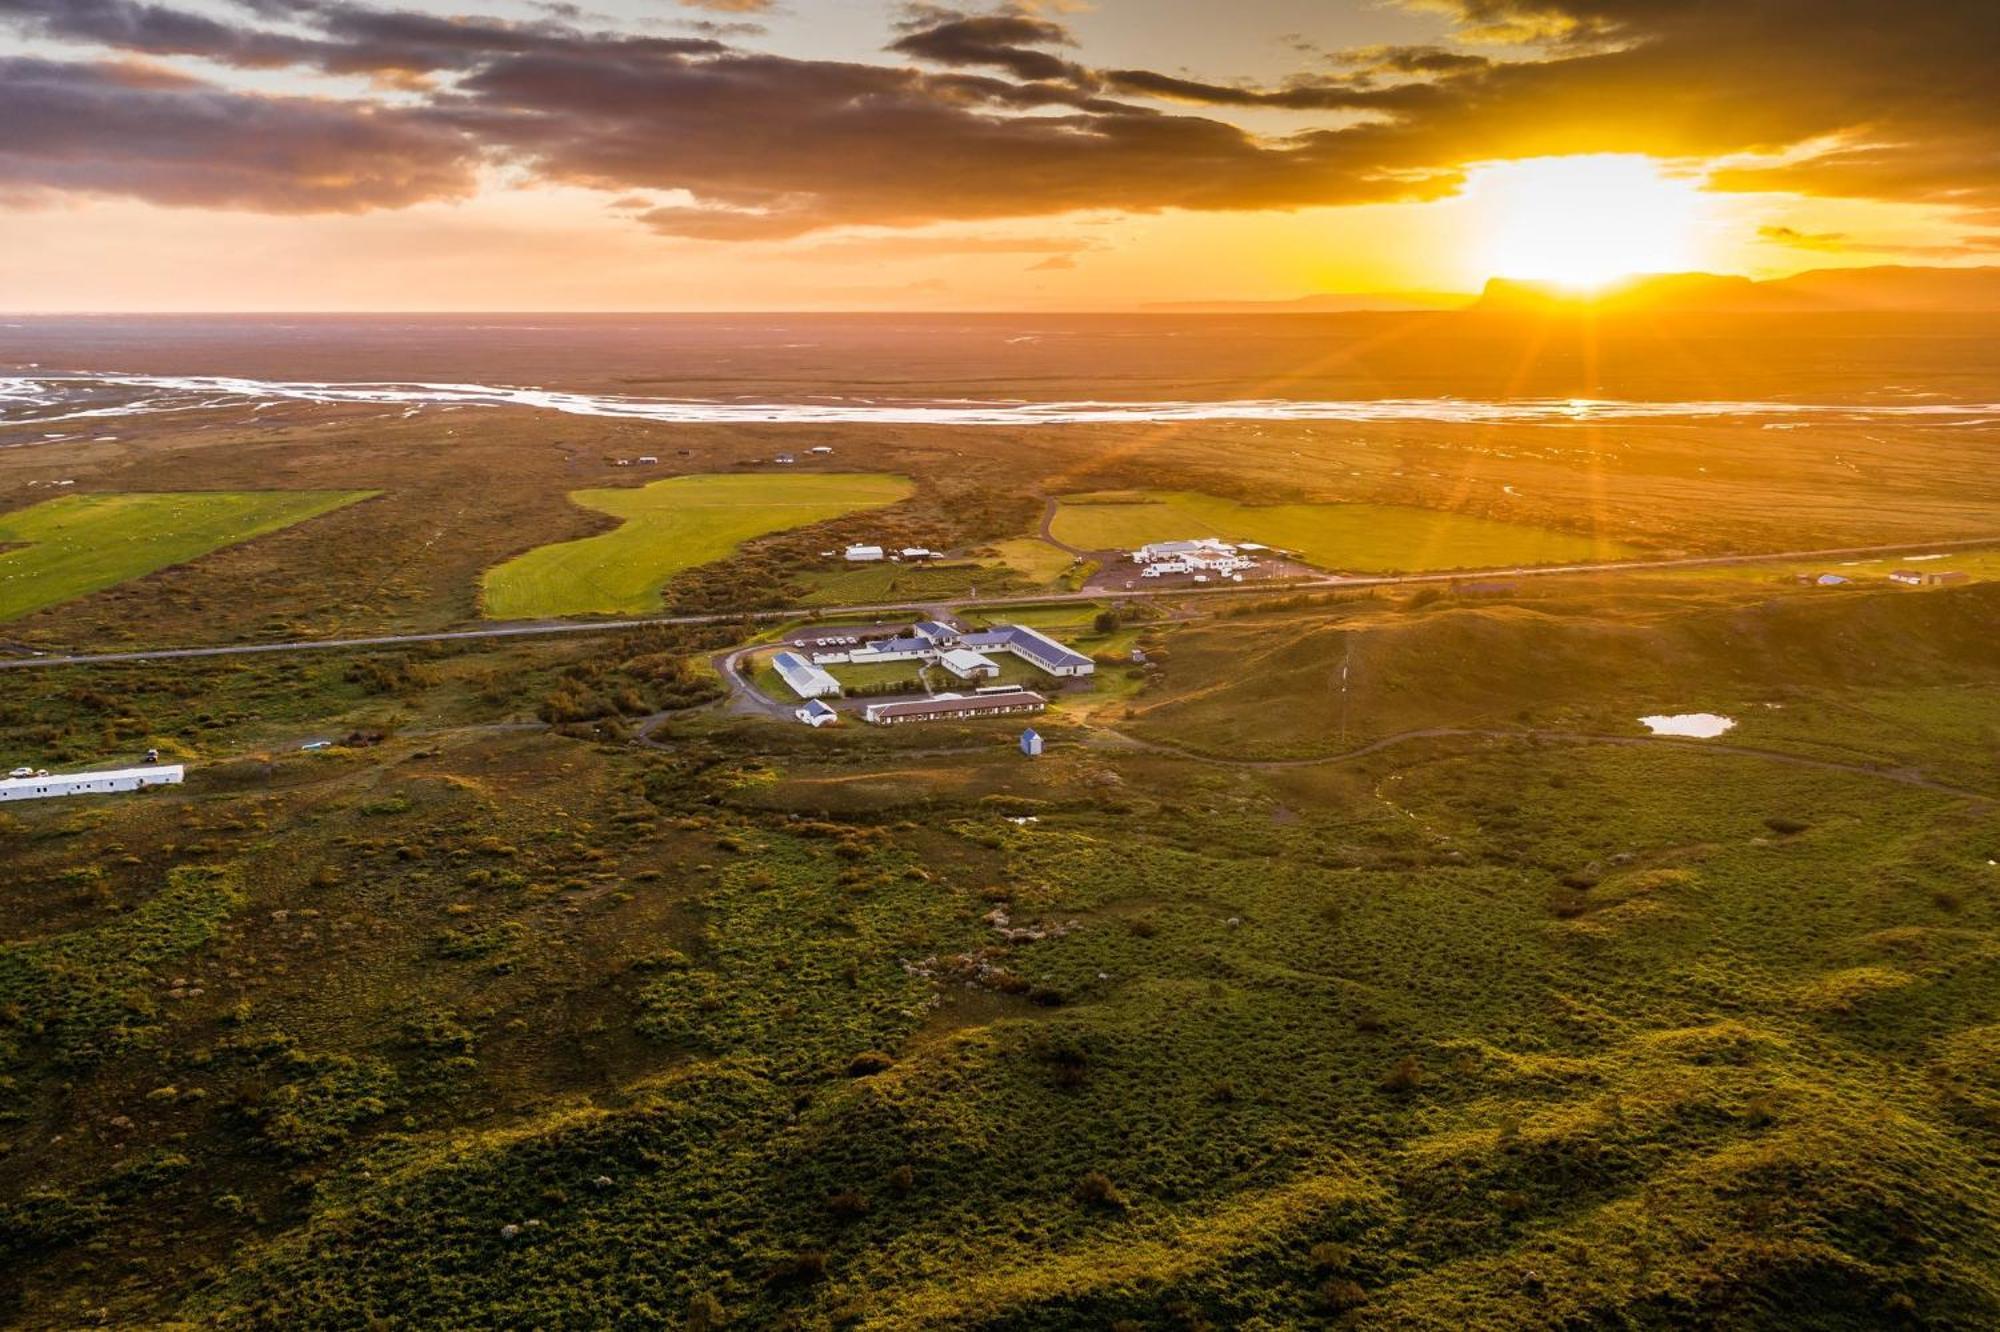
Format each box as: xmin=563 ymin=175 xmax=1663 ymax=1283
xmin=1470 ymin=155 xmax=1710 ymax=289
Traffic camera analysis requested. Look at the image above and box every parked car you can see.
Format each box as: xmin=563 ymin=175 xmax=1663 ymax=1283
xmin=7 ymin=767 xmax=33 ymax=779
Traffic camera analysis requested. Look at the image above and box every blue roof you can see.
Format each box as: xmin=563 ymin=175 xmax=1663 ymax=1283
xmin=773 ymin=651 xmax=808 ymax=670
xmin=963 ymin=625 xmax=1091 ymax=670
xmin=913 ymin=620 xmax=957 ymax=639
xmin=860 ymin=636 xmax=932 ymax=654
xmin=801 ymin=699 xmax=837 ymax=717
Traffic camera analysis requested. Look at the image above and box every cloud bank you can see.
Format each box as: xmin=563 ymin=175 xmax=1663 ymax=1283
xmin=0 ymin=0 xmax=1993 ymax=243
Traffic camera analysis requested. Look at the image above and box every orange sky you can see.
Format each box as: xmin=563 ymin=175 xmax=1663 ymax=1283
xmin=0 ymin=0 xmax=1994 ymax=310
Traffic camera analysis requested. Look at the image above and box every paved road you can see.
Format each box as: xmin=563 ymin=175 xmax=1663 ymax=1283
xmin=1 ymin=533 xmax=1994 ymax=672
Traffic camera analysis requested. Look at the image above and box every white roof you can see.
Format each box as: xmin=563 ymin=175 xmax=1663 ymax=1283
xmin=939 ymin=648 xmax=998 ymax=671
xmin=1 ymin=764 xmax=184 ymax=792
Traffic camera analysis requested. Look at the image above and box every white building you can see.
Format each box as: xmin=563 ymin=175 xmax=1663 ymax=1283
xmin=1132 ymin=537 xmax=1256 ymax=576
xmin=810 ymin=446 xmax=834 ymax=455
xmin=772 ymin=651 xmax=842 ymax=699
xmin=1020 ymin=728 xmax=1044 ymax=757
xmin=796 ymin=699 xmax=839 ymax=727
xmin=938 ymin=648 xmax=1000 ymax=680
xmin=1 ymin=764 xmax=185 ymax=803
xmin=844 ymin=544 xmax=886 ymax=562
xmin=863 ymin=690 xmax=1047 ymax=726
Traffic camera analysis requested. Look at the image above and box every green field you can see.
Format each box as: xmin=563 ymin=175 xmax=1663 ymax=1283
xmin=984 ymin=537 xmax=1081 ymax=585
xmin=482 ymin=474 xmax=914 ymax=619
xmin=1050 ymin=490 xmax=1635 ymax=571
xmin=0 ymin=490 xmax=375 ymax=623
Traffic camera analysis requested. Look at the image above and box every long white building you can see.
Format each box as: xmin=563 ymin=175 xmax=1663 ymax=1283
xmin=1 ymin=765 xmax=184 ymax=803
xmin=771 ymin=651 xmax=842 ymax=699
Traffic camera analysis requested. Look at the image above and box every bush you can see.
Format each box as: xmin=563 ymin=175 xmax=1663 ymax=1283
xmin=1764 ymin=816 xmax=1810 ymax=836
xmin=846 ymin=1050 xmax=895 ymax=1077
xmin=764 ymin=1247 xmax=828 ymax=1288
xmin=1380 ymin=1055 xmax=1423 ymax=1094
xmin=1073 ymin=1170 xmax=1129 ymax=1210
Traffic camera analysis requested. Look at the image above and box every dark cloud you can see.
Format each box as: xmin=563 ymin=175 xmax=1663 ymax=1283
xmin=0 ymin=55 xmax=474 ymax=210
xmin=887 ymin=12 xmax=1084 ymax=83
xmin=0 ymin=0 xmax=1994 ymax=244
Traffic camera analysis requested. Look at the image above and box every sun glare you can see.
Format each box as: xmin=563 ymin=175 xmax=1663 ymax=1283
xmin=1471 ymin=155 xmax=1708 ymax=290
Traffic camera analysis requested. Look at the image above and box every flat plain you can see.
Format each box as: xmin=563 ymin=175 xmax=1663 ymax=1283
xmin=0 ymin=490 xmax=373 ymax=623
xmin=1049 ymin=490 xmax=1636 ymax=571
xmin=2 ymin=315 xmax=1999 ymax=1330
xmin=481 ymin=473 xmax=914 ymax=619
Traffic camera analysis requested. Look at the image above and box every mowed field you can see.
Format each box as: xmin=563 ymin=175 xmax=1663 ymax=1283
xmin=482 ymin=473 xmax=914 ymax=619
xmin=0 ymin=490 xmax=374 ymax=623
xmin=1050 ymin=490 xmax=1636 ymax=571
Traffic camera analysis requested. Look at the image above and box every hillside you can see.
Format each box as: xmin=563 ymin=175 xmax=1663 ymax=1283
xmin=1473 ymin=266 xmax=2000 ymax=314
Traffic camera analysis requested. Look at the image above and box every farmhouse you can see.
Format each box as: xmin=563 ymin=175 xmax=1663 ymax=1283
xmin=844 ymin=544 xmax=885 ymax=562
xmin=772 ymin=651 xmax=842 ymax=699
xmin=1887 ymin=569 xmax=1926 ymax=586
xmin=1 ymin=764 xmax=184 ymax=803
xmin=795 ymin=699 xmax=839 ymax=727
xmin=863 ymin=691 xmax=1047 ymax=726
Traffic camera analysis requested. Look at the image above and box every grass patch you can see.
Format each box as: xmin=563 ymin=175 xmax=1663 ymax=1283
xmin=481 ymin=473 xmax=913 ymax=619
xmin=0 ymin=491 xmax=374 ymax=623
xmin=984 ymin=537 xmax=1079 ymax=585
xmin=1050 ymin=489 xmax=1634 ymax=572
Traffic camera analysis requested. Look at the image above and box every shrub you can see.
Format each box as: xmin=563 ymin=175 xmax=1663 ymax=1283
xmin=846 ymin=1051 xmax=895 ymax=1077
xmin=1764 ymin=816 xmax=1810 ymax=836
xmin=1073 ymin=1171 xmax=1129 ymax=1210
xmin=1380 ymin=1055 xmax=1423 ymax=1094
xmin=764 ymin=1247 xmax=828 ymax=1288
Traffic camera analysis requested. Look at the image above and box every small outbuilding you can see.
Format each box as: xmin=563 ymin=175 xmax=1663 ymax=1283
xmin=844 ymin=544 xmax=886 ymax=562
xmin=1887 ymin=569 xmax=1926 ymax=586
xmin=796 ymin=699 xmax=839 ymax=727
xmin=1020 ymin=728 xmax=1044 ymax=757
xmin=938 ymin=648 xmax=1000 ymax=680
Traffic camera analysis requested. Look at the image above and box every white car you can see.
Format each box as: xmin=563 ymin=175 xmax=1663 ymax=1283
xmin=7 ymin=767 xmax=33 ymax=779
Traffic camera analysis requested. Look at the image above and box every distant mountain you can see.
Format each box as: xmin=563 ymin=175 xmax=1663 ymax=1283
xmin=1144 ymin=291 xmax=1467 ymax=314
xmin=1472 ymin=266 xmax=2000 ymax=314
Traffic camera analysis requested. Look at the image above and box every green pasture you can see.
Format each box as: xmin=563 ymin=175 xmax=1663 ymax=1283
xmin=984 ymin=537 xmax=1081 ymax=585
xmin=1050 ymin=490 xmax=1635 ymax=572
xmin=0 ymin=490 xmax=374 ymax=623
xmin=482 ymin=473 xmax=913 ymax=619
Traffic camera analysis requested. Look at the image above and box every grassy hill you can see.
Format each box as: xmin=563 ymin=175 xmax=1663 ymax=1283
xmin=0 ymin=577 xmax=1997 ymax=1328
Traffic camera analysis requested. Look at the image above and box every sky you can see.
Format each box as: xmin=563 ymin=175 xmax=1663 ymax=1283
xmin=1 ymin=0 xmax=1996 ymax=311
